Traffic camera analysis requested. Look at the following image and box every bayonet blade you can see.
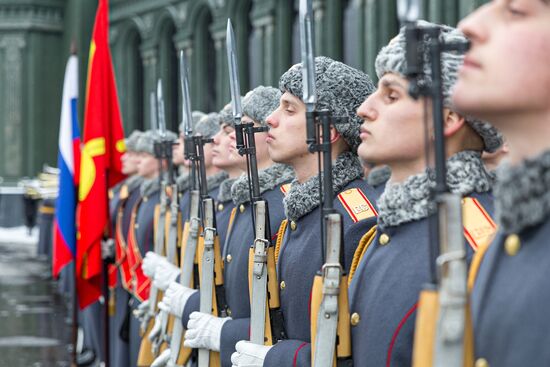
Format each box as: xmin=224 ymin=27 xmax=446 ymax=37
xmin=226 ymin=19 xmax=242 ymax=120
xmin=299 ymin=0 xmax=316 ymax=109
xmin=156 ymin=79 xmax=167 ymax=137
xmin=150 ymin=91 xmax=158 ymax=131
xmin=397 ymin=0 xmax=422 ymax=24
xmin=179 ymin=50 xmax=194 ymax=137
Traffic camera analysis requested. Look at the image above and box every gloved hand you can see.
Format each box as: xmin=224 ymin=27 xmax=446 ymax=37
xmin=183 ymin=312 xmax=231 ymax=352
xmin=148 ymin=312 xmax=163 ymax=342
xmin=157 ymin=282 xmax=197 ymax=317
xmin=142 ymin=252 xmax=169 ymax=279
xmin=101 ymin=238 xmax=115 ymax=261
xmin=231 ymin=340 xmax=272 ymax=367
xmin=133 ymin=299 xmax=150 ymax=322
xmin=152 ymin=262 xmax=180 ymax=291
xmin=151 ymin=348 xmax=171 ymax=367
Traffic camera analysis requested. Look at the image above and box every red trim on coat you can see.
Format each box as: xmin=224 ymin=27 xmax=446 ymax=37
xmin=293 ymin=342 xmax=309 ymax=367
xmin=386 ymin=302 xmax=418 ymax=367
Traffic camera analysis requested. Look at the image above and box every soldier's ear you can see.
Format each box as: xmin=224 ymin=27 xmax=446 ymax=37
xmin=442 ymin=109 xmax=466 ymax=138
xmin=329 ymin=125 xmax=341 ymax=144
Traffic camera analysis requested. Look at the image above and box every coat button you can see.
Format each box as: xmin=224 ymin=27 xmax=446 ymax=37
xmin=350 ymin=312 xmax=360 ymax=326
xmin=218 ymin=203 xmax=224 ymax=211
xmin=226 ymin=254 xmax=232 ymax=263
xmin=504 ymin=234 xmax=520 ymax=256
xmin=239 ymin=204 xmax=245 ymax=213
xmin=280 ymin=281 xmax=286 ymax=290
xmin=475 ymin=358 xmax=489 ymax=367
xmin=134 ymin=223 xmax=139 ymax=229
xmin=143 ymin=196 xmax=148 ymax=202
xmin=379 ymin=233 xmax=390 ymax=245
xmin=290 ymin=221 xmax=297 ymax=231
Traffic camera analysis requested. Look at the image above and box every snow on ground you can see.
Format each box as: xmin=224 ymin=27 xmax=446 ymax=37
xmin=0 ymin=226 xmax=38 ymax=246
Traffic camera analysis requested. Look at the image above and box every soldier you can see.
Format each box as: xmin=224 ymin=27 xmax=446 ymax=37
xmin=127 ymin=129 xmax=175 ymax=366
xmin=108 ymin=130 xmax=143 ymax=367
xmin=154 ymin=86 xmax=292 ymax=367
xmin=348 ymin=22 xmax=502 ymax=366
xmin=451 ymin=2 xmax=550 ymax=366
xmin=231 ymin=57 xmax=380 ymax=367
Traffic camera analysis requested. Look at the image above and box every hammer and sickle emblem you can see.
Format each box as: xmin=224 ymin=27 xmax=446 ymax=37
xmin=79 ymin=137 xmax=106 ymax=201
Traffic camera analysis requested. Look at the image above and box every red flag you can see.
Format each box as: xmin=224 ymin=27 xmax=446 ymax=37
xmin=76 ymin=0 xmax=126 ymax=309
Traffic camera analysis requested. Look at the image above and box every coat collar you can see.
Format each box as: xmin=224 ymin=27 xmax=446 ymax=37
xmin=283 ymin=152 xmax=364 ymax=222
xmin=231 ymin=163 xmax=295 ymax=205
xmin=495 ymin=149 xmax=550 ymax=234
xmin=377 ymin=150 xmax=493 ymax=228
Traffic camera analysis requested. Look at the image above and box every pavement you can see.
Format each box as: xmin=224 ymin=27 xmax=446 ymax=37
xmin=0 ymin=226 xmax=72 ymax=366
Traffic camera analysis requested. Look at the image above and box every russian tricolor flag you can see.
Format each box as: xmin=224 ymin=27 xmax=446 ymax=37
xmin=52 ymin=55 xmax=81 ymax=278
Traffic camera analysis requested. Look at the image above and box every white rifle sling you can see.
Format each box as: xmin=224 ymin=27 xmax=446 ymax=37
xmin=170 ymin=190 xmax=201 ymax=366
xmin=434 ymin=193 xmax=467 ymax=367
xmin=314 ymin=213 xmax=342 ymax=367
xmin=250 ymin=200 xmax=269 ymax=345
xmin=198 ymin=198 xmax=216 ymax=367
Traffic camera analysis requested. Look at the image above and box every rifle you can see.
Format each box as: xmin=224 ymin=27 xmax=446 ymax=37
xmin=397 ymin=2 xmax=472 ymax=366
xmin=169 ymin=50 xmax=202 ymax=366
xmin=300 ymin=1 xmax=353 ymax=366
xmin=226 ymin=19 xmax=286 ymax=347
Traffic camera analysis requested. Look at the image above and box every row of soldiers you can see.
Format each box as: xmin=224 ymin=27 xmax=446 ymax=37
xmin=96 ymin=3 xmax=549 ymax=367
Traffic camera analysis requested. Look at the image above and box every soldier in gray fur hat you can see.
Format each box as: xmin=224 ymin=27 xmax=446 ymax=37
xmin=229 ymin=59 xmax=381 ymax=367
xmin=452 ymin=4 xmax=550 ymax=366
xmin=153 ymin=86 xmax=293 ymax=367
xmin=349 ymin=21 xmax=502 ymax=366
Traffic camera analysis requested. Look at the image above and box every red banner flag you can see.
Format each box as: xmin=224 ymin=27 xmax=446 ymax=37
xmin=76 ymin=0 xmax=126 ymax=309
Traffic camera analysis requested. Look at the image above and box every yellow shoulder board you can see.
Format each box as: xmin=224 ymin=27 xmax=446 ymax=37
xmin=337 ymin=188 xmax=377 ymax=223
xmin=462 ymin=197 xmax=497 ymax=251
xmin=119 ymin=185 xmax=129 ymax=200
xmin=280 ymin=183 xmax=291 ymax=196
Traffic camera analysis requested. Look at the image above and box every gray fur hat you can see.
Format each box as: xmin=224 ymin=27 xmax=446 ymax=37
xmin=219 ymin=103 xmax=233 ymax=125
xmin=125 ymin=130 xmax=143 ymax=152
xmin=135 ymin=130 xmax=177 ymax=155
xmin=279 ymin=56 xmax=375 ymax=153
xmin=242 ymin=86 xmax=281 ymax=127
xmin=375 ymin=20 xmax=503 ymax=152
xmin=194 ymin=113 xmax=221 ymax=139
xmin=179 ymin=110 xmax=207 ymax=133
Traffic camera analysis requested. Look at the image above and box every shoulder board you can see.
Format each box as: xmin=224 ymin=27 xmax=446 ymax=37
xmin=119 ymin=185 xmax=129 ymax=200
xmin=337 ymin=188 xmax=378 ymax=223
xmin=280 ymin=183 xmax=291 ymax=196
xmin=462 ymin=197 xmax=498 ymax=251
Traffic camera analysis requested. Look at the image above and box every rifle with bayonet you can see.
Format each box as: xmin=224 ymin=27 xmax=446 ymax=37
xmin=169 ymin=50 xmax=202 ymax=367
xmin=195 ymin=118 xmax=227 ymax=367
xmin=301 ymin=0 xmax=353 ymax=365
xmin=225 ymin=19 xmax=286 ymax=347
xmin=138 ymin=82 xmax=174 ymax=364
xmin=397 ymin=1 xmax=472 ymax=366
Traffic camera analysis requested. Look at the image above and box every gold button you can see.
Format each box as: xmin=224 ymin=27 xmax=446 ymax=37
xmin=227 ymin=308 xmax=232 ymax=316
xmin=475 ymin=358 xmax=489 ymax=367
xmin=143 ymin=196 xmax=148 ymax=202
xmin=379 ymin=233 xmax=390 ymax=245
xmin=226 ymin=254 xmax=232 ymax=263
xmin=290 ymin=221 xmax=297 ymax=231
xmin=218 ymin=203 xmax=224 ymax=211
xmin=239 ymin=204 xmax=245 ymax=213
xmin=505 ymin=234 xmax=521 ymax=256
xmin=280 ymin=281 xmax=286 ymax=290
xmin=134 ymin=223 xmax=139 ymax=229
xmin=350 ymin=312 xmax=360 ymax=326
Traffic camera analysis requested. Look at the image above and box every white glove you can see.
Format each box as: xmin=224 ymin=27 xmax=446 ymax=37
xmin=152 ymin=262 xmax=180 ymax=291
xmin=157 ymin=282 xmax=197 ymax=317
xmin=142 ymin=252 xmax=169 ymax=278
xmin=148 ymin=313 xmax=163 ymax=342
xmin=231 ymin=340 xmax=272 ymax=367
xmin=183 ymin=312 xmax=231 ymax=352
xmin=151 ymin=348 xmax=171 ymax=367
xmin=133 ymin=299 xmax=150 ymax=322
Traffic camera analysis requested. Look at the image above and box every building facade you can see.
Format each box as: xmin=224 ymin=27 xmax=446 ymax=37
xmin=0 ymin=0 xmax=488 ymax=183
